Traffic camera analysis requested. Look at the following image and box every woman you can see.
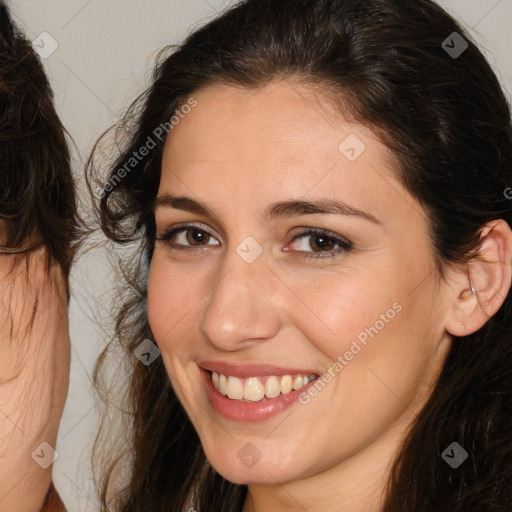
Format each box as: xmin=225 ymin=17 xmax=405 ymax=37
xmin=91 ymin=0 xmax=512 ymax=510
xmin=0 ymin=3 xmax=80 ymax=510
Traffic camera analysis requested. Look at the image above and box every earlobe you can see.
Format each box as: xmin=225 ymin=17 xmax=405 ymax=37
xmin=445 ymin=219 xmax=512 ymax=337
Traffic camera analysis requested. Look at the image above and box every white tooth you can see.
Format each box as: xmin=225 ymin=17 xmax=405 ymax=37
xmin=280 ymin=375 xmax=293 ymax=394
xmin=219 ymin=374 xmax=227 ymax=395
xmin=226 ymin=376 xmax=244 ymax=399
xmin=265 ymin=376 xmax=281 ymax=398
xmin=212 ymin=372 xmax=219 ymax=390
xmin=244 ymin=377 xmax=265 ymax=401
xmin=292 ymin=375 xmax=303 ymax=390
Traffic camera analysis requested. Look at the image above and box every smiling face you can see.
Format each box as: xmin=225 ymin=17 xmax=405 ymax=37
xmin=147 ymin=80 xmax=455 ymax=494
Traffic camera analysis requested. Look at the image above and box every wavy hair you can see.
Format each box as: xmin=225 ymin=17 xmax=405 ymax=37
xmin=90 ymin=0 xmax=512 ymax=510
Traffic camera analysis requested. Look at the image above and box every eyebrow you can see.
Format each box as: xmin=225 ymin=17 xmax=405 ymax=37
xmin=153 ymin=194 xmax=381 ymax=225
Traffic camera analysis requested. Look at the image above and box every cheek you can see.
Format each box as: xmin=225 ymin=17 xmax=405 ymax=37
xmin=295 ymin=270 xmax=440 ymax=412
xmin=146 ymin=255 xmax=203 ymax=350
xmin=282 ymin=263 xmax=434 ymax=412
xmin=280 ymin=267 xmax=398 ymax=361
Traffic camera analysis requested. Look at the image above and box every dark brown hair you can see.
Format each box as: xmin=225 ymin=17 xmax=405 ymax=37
xmin=1 ymin=3 xmax=81 ymax=509
xmin=0 ymin=2 xmax=80 ymax=284
xmin=90 ymin=0 xmax=512 ymax=510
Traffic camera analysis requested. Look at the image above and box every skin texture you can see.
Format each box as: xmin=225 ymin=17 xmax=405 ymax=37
xmin=147 ymin=80 xmax=512 ymax=512
xmin=0 ymin=248 xmax=69 ymax=512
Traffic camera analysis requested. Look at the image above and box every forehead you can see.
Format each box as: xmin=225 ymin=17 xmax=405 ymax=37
xmin=163 ymin=80 xmax=362 ymax=167
xmin=159 ymin=80 xmax=423 ymax=229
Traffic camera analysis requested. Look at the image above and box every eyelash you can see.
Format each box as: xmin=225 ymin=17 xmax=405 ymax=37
xmin=156 ymin=223 xmax=353 ymax=260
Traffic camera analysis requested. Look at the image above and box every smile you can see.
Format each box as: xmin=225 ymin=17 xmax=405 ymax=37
xmin=211 ymin=372 xmax=318 ymax=402
xmin=199 ymin=361 xmax=321 ymax=421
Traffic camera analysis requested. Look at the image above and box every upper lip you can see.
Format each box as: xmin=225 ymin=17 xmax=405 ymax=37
xmin=198 ymin=360 xmax=319 ymax=378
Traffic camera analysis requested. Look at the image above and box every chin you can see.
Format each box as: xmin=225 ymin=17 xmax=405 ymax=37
xmin=203 ymin=445 xmax=301 ymax=486
xmin=214 ymin=463 xmax=287 ymax=486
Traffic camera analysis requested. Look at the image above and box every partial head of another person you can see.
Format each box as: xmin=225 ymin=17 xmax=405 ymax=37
xmin=0 ymin=2 xmax=81 ymax=510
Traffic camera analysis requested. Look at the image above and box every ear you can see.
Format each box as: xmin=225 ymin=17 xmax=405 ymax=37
xmin=445 ymin=219 xmax=512 ymax=337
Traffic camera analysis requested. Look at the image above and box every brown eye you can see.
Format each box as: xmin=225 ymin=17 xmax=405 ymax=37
xmin=186 ymin=228 xmax=211 ymax=245
xmin=309 ymin=234 xmax=336 ymax=252
xmin=156 ymin=224 xmax=220 ymax=251
xmin=287 ymin=228 xmax=353 ymax=260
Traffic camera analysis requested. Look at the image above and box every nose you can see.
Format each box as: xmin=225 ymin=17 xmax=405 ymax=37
xmin=198 ymin=245 xmax=281 ymax=351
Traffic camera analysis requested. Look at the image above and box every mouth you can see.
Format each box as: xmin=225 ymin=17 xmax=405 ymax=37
xmin=198 ymin=363 xmax=321 ymax=422
xmin=209 ymin=371 xmax=318 ymax=402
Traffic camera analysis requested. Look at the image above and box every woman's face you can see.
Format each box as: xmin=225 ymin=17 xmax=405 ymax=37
xmin=147 ymin=80 xmax=455 ymax=487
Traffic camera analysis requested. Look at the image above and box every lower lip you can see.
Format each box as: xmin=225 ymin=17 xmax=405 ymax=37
xmin=201 ymin=369 xmax=318 ymax=422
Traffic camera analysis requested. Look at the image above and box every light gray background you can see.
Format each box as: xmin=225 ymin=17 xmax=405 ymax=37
xmin=6 ymin=1 xmax=512 ymax=510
